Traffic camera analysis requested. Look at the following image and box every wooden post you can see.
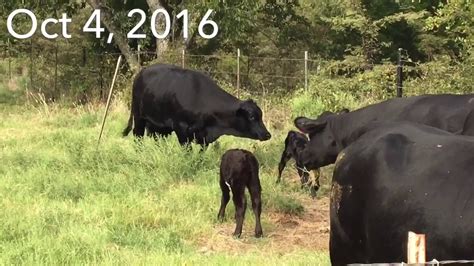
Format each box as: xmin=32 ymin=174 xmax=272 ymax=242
xmin=100 ymin=52 xmax=104 ymax=100
xmin=181 ymin=49 xmax=185 ymax=68
xmin=30 ymin=39 xmax=33 ymax=90
xmin=82 ymin=47 xmax=87 ymax=67
xmin=407 ymin=231 xmax=426 ymax=264
xmin=261 ymin=81 xmax=267 ymax=126
xmin=98 ymin=55 xmax=122 ymax=147
xmin=237 ymin=48 xmax=240 ymax=98
xmin=54 ymin=42 xmax=58 ymax=97
xmin=304 ymin=51 xmax=308 ymax=91
xmin=137 ymin=44 xmax=141 ymax=67
xmin=8 ymin=38 xmax=12 ymax=81
xmin=396 ymin=48 xmax=403 ymax=97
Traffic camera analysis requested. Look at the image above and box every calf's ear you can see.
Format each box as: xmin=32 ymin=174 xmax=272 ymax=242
xmin=294 ymin=117 xmax=327 ymax=133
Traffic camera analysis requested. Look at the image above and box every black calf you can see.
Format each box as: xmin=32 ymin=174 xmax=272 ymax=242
xmin=277 ymin=131 xmax=320 ymax=195
xmin=217 ymin=149 xmax=263 ymax=238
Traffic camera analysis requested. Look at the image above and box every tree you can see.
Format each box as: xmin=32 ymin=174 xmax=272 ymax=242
xmin=86 ymin=0 xmax=140 ymax=73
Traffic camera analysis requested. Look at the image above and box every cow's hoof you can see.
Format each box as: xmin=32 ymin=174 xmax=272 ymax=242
xmin=255 ymin=232 xmax=263 ymax=238
xmin=232 ymin=232 xmax=242 ymax=239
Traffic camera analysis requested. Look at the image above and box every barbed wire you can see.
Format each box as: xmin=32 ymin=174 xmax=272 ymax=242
xmin=0 ymin=42 xmax=409 ymax=98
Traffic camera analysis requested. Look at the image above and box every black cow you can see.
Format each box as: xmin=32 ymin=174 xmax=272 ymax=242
xmin=329 ymin=122 xmax=474 ymax=265
xmin=295 ymin=94 xmax=474 ymax=171
xmin=277 ymin=131 xmax=320 ymax=196
xmin=218 ymin=149 xmax=263 ymax=238
xmin=123 ymin=64 xmax=271 ymax=145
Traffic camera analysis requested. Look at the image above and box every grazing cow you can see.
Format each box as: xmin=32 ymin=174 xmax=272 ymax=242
xmin=277 ymin=131 xmax=319 ymax=196
xmin=295 ymin=94 xmax=474 ymax=171
xmin=123 ymin=64 xmax=271 ymax=145
xmin=329 ymin=122 xmax=474 ymax=265
xmin=218 ymin=149 xmax=263 ymax=238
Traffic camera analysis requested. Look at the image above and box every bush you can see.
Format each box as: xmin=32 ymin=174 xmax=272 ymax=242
xmin=272 ymin=194 xmax=305 ymax=216
xmin=290 ymin=64 xmax=395 ymax=118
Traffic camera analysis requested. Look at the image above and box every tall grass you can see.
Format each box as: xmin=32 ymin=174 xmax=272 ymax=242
xmin=0 ymin=101 xmax=330 ymax=265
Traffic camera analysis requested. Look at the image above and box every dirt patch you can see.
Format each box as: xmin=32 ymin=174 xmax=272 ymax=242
xmin=197 ymin=195 xmax=330 ymax=255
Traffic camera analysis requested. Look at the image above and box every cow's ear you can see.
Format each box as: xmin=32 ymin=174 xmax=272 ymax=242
xmin=244 ymin=99 xmax=256 ymax=105
xmin=294 ymin=117 xmax=327 ymax=134
xmin=338 ymin=108 xmax=350 ymax=114
xmin=236 ymin=105 xmax=247 ymax=117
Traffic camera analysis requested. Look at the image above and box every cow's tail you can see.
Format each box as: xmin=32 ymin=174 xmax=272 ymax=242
xmin=123 ymin=72 xmax=143 ymax=137
xmin=122 ymin=108 xmax=133 ymax=136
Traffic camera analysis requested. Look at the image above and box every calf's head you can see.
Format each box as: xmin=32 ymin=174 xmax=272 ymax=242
xmin=294 ymin=113 xmax=340 ymax=170
xmin=235 ymin=100 xmax=271 ymax=141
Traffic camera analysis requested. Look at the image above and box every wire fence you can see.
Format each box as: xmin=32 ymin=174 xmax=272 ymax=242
xmin=349 ymin=260 xmax=474 ymax=265
xmin=0 ymin=40 xmax=411 ymax=103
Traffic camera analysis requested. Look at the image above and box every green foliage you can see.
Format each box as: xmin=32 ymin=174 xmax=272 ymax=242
xmin=423 ymin=0 xmax=473 ymax=59
xmin=1 ymin=0 xmax=472 ymax=102
xmin=290 ymin=63 xmax=395 ymax=118
xmin=272 ymin=194 xmax=305 ymax=216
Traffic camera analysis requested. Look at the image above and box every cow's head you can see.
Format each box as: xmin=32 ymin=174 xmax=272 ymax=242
xmin=294 ymin=111 xmax=341 ymax=170
xmin=235 ymin=100 xmax=271 ymax=141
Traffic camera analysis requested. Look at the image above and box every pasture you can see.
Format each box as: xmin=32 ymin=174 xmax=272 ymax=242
xmin=0 ymin=96 xmax=332 ymax=265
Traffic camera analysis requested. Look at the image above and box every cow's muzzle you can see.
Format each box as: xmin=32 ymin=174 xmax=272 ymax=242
xmin=259 ymin=132 xmax=271 ymax=141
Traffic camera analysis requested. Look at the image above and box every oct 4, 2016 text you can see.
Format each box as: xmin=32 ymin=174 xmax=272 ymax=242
xmin=7 ymin=9 xmax=219 ymax=43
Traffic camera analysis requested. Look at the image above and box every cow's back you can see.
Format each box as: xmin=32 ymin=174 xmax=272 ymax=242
xmin=137 ymin=64 xmax=238 ymax=115
xmin=330 ymin=123 xmax=474 ymax=264
xmin=340 ymin=94 xmax=474 ymax=135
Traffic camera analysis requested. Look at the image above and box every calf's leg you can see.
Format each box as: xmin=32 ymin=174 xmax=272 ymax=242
xmin=249 ymin=184 xmax=263 ymax=238
xmin=277 ymin=151 xmax=292 ymax=183
xmin=217 ymin=179 xmax=231 ymax=222
xmin=231 ymin=186 xmax=247 ymax=238
xmin=296 ymin=165 xmax=308 ymax=188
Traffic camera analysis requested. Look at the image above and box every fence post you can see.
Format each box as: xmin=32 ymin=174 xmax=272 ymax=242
xmin=82 ymin=47 xmax=87 ymax=67
xmin=54 ymin=42 xmax=58 ymax=97
xmin=304 ymin=51 xmax=308 ymax=91
xmin=181 ymin=49 xmax=185 ymax=68
xmin=407 ymin=231 xmax=426 ymax=264
xmin=137 ymin=44 xmax=141 ymax=66
xmin=98 ymin=55 xmax=122 ymax=146
xmin=8 ymin=38 xmax=12 ymax=81
xmin=237 ymin=48 xmax=240 ymax=98
xmin=30 ymin=39 xmax=33 ymax=90
xmin=396 ymin=48 xmax=403 ymax=97
xmin=100 ymin=52 xmax=104 ymax=101
xmin=262 ymin=82 xmax=268 ymax=126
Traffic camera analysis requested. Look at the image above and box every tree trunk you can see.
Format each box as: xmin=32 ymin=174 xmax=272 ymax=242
xmin=86 ymin=0 xmax=140 ymax=74
xmin=146 ymin=0 xmax=170 ymax=59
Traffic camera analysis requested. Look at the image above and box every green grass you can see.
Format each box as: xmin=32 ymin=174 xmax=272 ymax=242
xmin=0 ymin=101 xmax=330 ymax=265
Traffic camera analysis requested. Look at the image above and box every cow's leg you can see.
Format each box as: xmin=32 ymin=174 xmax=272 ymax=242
xmin=296 ymin=165 xmax=308 ymax=188
xmin=147 ymin=126 xmax=172 ymax=141
xmin=175 ymin=128 xmax=192 ymax=147
xmin=231 ymin=186 xmax=246 ymax=238
xmin=248 ymin=183 xmax=263 ymax=238
xmin=132 ymin=117 xmax=146 ymax=138
xmin=217 ymin=179 xmax=231 ymax=222
xmin=277 ymin=150 xmax=292 ymax=183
